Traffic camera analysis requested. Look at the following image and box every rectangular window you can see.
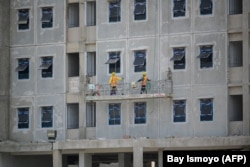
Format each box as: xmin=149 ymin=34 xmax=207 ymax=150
xmin=229 ymin=0 xmax=242 ymax=15
xmin=200 ymin=98 xmax=213 ymax=121
xmin=39 ymin=57 xmax=53 ymax=78
xmin=68 ymin=3 xmax=79 ymax=28
xmin=41 ymin=106 xmax=53 ymax=128
xmin=173 ymin=0 xmax=185 ymax=17
xmin=109 ymin=0 xmax=121 ymax=22
xmin=229 ymin=95 xmax=243 ymax=121
xmin=18 ymin=9 xmax=29 ymax=30
xmin=109 ymin=103 xmax=121 ymax=125
xmin=67 ymin=103 xmax=79 ymax=129
xmin=41 ymin=7 xmax=53 ymax=28
xmin=86 ymin=1 xmax=96 ymax=26
xmin=87 ymin=52 xmax=96 ymax=76
xmin=229 ymin=41 xmax=243 ymax=67
xmin=200 ymin=0 xmax=213 ymax=15
xmin=18 ymin=108 xmax=29 ymax=129
xmin=173 ymin=100 xmax=186 ymax=122
xmin=134 ymin=0 xmax=146 ymax=20
xmin=86 ymin=102 xmax=96 ymax=127
xmin=16 ymin=58 xmax=29 ymax=80
xmin=68 ymin=53 xmax=79 ymax=77
xmin=105 ymin=52 xmax=121 ymax=74
xmin=134 ymin=102 xmax=146 ymax=124
xmin=170 ymin=47 xmax=185 ymax=70
xmin=133 ymin=50 xmax=146 ymax=72
xmin=197 ymin=45 xmax=213 ymax=68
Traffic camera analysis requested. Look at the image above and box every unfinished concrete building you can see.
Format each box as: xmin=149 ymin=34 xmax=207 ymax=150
xmin=1 ymin=0 xmax=250 ymax=166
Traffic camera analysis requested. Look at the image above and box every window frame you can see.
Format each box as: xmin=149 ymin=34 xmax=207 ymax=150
xmin=173 ymin=100 xmax=186 ymax=123
xmin=229 ymin=0 xmax=242 ymax=15
xmin=134 ymin=0 xmax=147 ymax=21
xmin=109 ymin=0 xmax=121 ymax=22
xmin=68 ymin=3 xmax=79 ymax=28
xmin=41 ymin=7 xmax=53 ymax=28
xmin=108 ymin=103 xmax=121 ymax=126
xmin=134 ymin=102 xmax=147 ymax=124
xmin=133 ymin=50 xmax=146 ymax=73
xmin=17 ymin=107 xmax=29 ymax=129
xmin=173 ymin=0 xmax=186 ymax=18
xmin=39 ymin=56 xmax=53 ymax=78
xmin=86 ymin=1 xmax=96 ymax=26
xmin=200 ymin=0 xmax=213 ymax=15
xmin=197 ymin=45 xmax=213 ymax=69
xmin=170 ymin=47 xmax=186 ymax=70
xmin=18 ymin=9 xmax=30 ymax=30
xmin=229 ymin=41 xmax=243 ymax=67
xmin=41 ymin=106 xmax=53 ymax=128
xmin=105 ymin=52 xmax=121 ymax=74
xmin=16 ymin=58 xmax=29 ymax=80
xmin=200 ymin=98 xmax=213 ymax=121
xmin=87 ymin=52 xmax=96 ymax=77
xmin=67 ymin=103 xmax=79 ymax=129
xmin=86 ymin=102 xmax=96 ymax=127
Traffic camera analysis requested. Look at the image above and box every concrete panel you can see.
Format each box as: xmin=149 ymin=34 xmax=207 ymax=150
xmin=0 ymin=96 xmax=9 ymax=141
xmin=68 ymin=27 xmax=80 ymax=42
xmin=228 ymin=15 xmax=243 ymax=32
xmin=228 ymin=86 xmax=242 ymax=95
xmin=86 ymin=26 xmax=96 ymax=43
xmin=66 ymin=129 xmax=79 ymax=140
xmin=67 ymin=43 xmax=80 ymax=53
xmin=0 ymin=47 xmax=10 ymax=96
xmin=36 ymin=45 xmax=66 ymax=95
xmin=36 ymin=0 xmax=65 ymax=44
xmin=229 ymin=67 xmax=243 ymax=84
xmin=68 ymin=77 xmax=81 ymax=93
xmin=229 ymin=121 xmax=243 ymax=136
xmin=10 ymin=0 xmax=35 ymax=46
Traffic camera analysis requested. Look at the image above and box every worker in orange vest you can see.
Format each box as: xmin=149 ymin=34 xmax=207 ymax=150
xmin=137 ymin=72 xmax=151 ymax=94
xmin=109 ymin=72 xmax=123 ymax=95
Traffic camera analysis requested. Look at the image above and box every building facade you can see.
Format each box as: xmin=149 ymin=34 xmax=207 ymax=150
xmin=1 ymin=0 xmax=250 ymax=167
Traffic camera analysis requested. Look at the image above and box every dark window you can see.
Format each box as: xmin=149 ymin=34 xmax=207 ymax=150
xmin=18 ymin=9 xmax=29 ymax=30
xmin=67 ymin=103 xmax=79 ymax=129
xmin=87 ymin=52 xmax=96 ymax=76
xmin=41 ymin=106 xmax=53 ymax=128
xmin=18 ymin=108 xmax=29 ymax=129
xmin=68 ymin=3 xmax=79 ymax=28
xmin=68 ymin=53 xmax=79 ymax=77
xmin=134 ymin=102 xmax=146 ymax=124
xmin=41 ymin=7 xmax=53 ymax=28
xmin=109 ymin=1 xmax=121 ymax=22
xmin=229 ymin=41 xmax=243 ymax=67
xmin=134 ymin=0 xmax=146 ymax=20
xmin=16 ymin=58 xmax=29 ymax=80
xmin=39 ymin=57 xmax=53 ymax=78
xmin=197 ymin=45 xmax=213 ymax=68
xmin=105 ymin=52 xmax=121 ymax=74
xmin=229 ymin=0 xmax=242 ymax=15
xmin=109 ymin=103 xmax=121 ymax=125
xmin=133 ymin=50 xmax=146 ymax=72
xmin=200 ymin=98 xmax=213 ymax=121
xmin=173 ymin=0 xmax=185 ymax=17
xmin=200 ymin=0 xmax=213 ymax=15
xmin=170 ymin=47 xmax=185 ymax=69
xmin=229 ymin=95 xmax=243 ymax=121
xmin=86 ymin=102 xmax=96 ymax=127
xmin=173 ymin=100 xmax=186 ymax=122
xmin=86 ymin=1 xmax=96 ymax=26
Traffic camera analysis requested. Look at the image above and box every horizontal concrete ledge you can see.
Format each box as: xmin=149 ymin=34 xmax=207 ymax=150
xmin=1 ymin=136 xmax=249 ymax=154
xmin=85 ymin=93 xmax=167 ymax=101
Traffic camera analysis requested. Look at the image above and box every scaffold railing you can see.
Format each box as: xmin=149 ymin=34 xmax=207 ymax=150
xmin=85 ymin=80 xmax=167 ymax=97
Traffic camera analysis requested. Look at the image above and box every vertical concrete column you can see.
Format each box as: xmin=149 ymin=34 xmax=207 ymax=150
xmin=79 ymin=151 xmax=92 ymax=167
xmin=53 ymin=150 xmax=62 ymax=167
xmin=158 ymin=149 xmax=163 ymax=167
xmin=0 ymin=153 xmax=3 ymax=167
xmin=118 ymin=153 xmax=125 ymax=167
xmin=133 ymin=146 xmax=143 ymax=167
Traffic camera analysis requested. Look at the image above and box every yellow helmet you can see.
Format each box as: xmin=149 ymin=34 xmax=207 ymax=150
xmin=142 ymin=72 xmax=147 ymax=76
xmin=112 ymin=72 xmax=116 ymax=76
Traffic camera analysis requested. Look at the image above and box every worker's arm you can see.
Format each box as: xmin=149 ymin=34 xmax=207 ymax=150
xmin=109 ymin=77 xmax=112 ymax=84
xmin=137 ymin=78 xmax=142 ymax=82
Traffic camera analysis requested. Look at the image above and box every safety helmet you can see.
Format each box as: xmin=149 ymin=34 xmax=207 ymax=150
xmin=112 ymin=72 xmax=116 ymax=76
xmin=142 ymin=72 xmax=147 ymax=76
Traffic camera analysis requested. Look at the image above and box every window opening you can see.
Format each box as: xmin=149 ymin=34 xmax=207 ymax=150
xmin=134 ymin=0 xmax=146 ymax=20
xmin=41 ymin=106 xmax=53 ymax=128
xmin=18 ymin=108 xmax=29 ymax=129
xmin=134 ymin=102 xmax=146 ymax=124
xmin=41 ymin=7 xmax=53 ymax=28
xmin=16 ymin=58 xmax=29 ymax=80
xmin=200 ymin=98 xmax=213 ymax=121
xmin=109 ymin=103 xmax=121 ymax=125
xmin=173 ymin=100 xmax=186 ymax=122
xmin=105 ymin=52 xmax=121 ymax=74
xmin=18 ymin=9 xmax=29 ymax=30
xmin=170 ymin=47 xmax=185 ymax=70
xmin=197 ymin=45 xmax=213 ymax=68
xmin=133 ymin=50 xmax=146 ymax=72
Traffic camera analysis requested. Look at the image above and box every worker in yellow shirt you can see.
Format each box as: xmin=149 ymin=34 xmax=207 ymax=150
xmin=137 ymin=72 xmax=151 ymax=94
xmin=109 ymin=72 xmax=123 ymax=95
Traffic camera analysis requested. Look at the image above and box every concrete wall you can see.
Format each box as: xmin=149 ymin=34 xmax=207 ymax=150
xmin=0 ymin=0 xmax=10 ymax=141
xmin=9 ymin=0 xmax=66 ymax=142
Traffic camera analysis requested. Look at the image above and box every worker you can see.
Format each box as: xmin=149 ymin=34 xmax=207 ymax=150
xmin=109 ymin=72 xmax=123 ymax=95
xmin=137 ymin=72 xmax=151 ymax=94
